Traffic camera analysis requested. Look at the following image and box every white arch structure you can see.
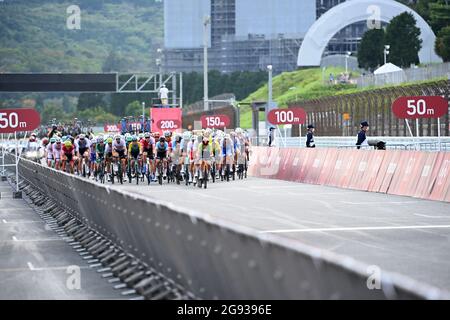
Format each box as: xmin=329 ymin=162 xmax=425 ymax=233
xmin=297 ymin=0 xmax=442 ymax=67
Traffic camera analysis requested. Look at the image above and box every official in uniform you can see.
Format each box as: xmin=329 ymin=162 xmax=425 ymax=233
xmin=306 ymin=124 xmax=316 ymax=148
xmin=356 ymin=121 xmax=369 ymax=149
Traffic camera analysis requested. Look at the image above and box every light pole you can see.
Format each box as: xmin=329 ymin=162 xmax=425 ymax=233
xmin=142 ymin=101 xmax=145 ymax=123
xmin=384 ymin=45 xmax=390 ymax=65
xmin=267 ymin=65 xmax=273 ymax=105
xmin=203 ymin=15 xmax=211 ymax=111
xmin=345 ymin=51 xmax=352 ymax=74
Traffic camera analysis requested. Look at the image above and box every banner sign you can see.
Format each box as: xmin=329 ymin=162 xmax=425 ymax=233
xmin=0 ymin=108 xmax=41 ymax=133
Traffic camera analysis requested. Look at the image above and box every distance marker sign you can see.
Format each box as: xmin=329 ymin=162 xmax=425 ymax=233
xmin=392 ymin=96 xmax=448 ymax=119
xmin=0 ymin=108 xmax=41 ymax=133
xmin=267 ymin=107 xmax=307 ymax=125
xmin=201 ymin=115 xmax=231 ymax=128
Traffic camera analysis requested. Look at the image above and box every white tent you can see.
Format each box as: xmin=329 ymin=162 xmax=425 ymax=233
xmin=374 ymin=63 xmax=403 ymax=75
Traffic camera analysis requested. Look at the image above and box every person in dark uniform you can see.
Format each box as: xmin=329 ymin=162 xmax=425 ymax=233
xmin=356 ymin=121 xmax=369 ymax=149
xmin=306 ymin=124 xmax=316 ymax=148
xmin=268 ymin=127 xmax=275 ymax=147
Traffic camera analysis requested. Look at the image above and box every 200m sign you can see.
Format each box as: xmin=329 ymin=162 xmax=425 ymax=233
xmin=157 ymin=119 xmax=181 ymax=130
xmin=0 ymin=108 xmax=41 ymax=133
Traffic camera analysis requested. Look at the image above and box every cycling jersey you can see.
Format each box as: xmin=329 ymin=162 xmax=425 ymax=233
xmin=155 ymin=141 xmax=168 ymax=159
xmin=198 ymin=142 xmax=213 ymax=160
xmin=128 ymin=142 xmax=140 ymax=158
xmin=221 ymin=138 xmax=234 ymax=157
xmin=62 ymin=145 xmax=75 ymax=162
xmin=46 ymin=143 xmax=54 ymax=160
xmin=52 ymin=144 xmax=62 ymax=160
xmin=113 ymin=139 xmax=126 ymax=151
xmin=140 ymin=137 xmax=155 ymax=152
xmin=75 ymin=138 xmax=91 ymax=154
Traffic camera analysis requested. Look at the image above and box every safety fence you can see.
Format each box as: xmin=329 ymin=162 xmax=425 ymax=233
xmin=357 ymin=63 xmax=450 ymax=88
xmin=290 ymin=80 xmax=450 ymax=137
xmin=249 ymin=147 xmax=450 ymax=203
xmin=4 ymin=156 xmax=448 ymax=299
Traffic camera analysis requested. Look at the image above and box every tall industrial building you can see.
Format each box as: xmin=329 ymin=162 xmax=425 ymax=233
xmin=163 ymin=0 xmax=315 ymax=73
xmin=163 ymin=0 xmax=370 ymax=73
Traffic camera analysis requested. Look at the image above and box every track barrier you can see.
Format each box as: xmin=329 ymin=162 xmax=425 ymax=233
xmin=250 ymin=147 xmax=450 ymax=203
xmin=4 ymin=155 xmax=448 ymax=299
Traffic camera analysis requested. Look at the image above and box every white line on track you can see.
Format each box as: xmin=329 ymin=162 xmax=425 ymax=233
xmin=26 ymin=262 xmax=88 ymax=271
xmin=3 ymin=220 xmax=44 ymax=224
xmin=10 ymin=236 xmax=63 ymax=242
xmin=340 ymin=201 xmax=421 ymax=205
xmin=260 ymin=225 xmax=450 ymax=234
xmin=414 ymin=214 xmax=450 ymax=219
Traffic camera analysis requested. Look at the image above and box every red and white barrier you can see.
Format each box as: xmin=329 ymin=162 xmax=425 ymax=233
xmin=249 ymin=147 xmax=450 ymax=203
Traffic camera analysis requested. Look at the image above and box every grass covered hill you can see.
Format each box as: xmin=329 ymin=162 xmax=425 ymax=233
xmin=0 ymin=0 xmax=164 ymax=73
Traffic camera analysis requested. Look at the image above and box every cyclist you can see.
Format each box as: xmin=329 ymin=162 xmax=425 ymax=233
xmin=164 ymin=131 xmax=172 ymax=152
xmin=52 ymin=138 xmax=63 ymax=170
xmin=128 ymin=135 xmax=142 ymax=176
xmin=113 ymin=134 xmax=127 ymax=172
xmin=104 ymin=137 xmax=114 ymax=179
xmin=180 ymin=131 xmax=192 ymax=178
xmin=89 ymin=137 xmax=97 ymax=179
xmin=197 ymin=135 xmax=213 ymax=183
xmin=171 ymin=134 xmax=183 ymax=183
xmin=75 ymin=134 xmax=91 ymax=176
xmin=46 ymin=137 xmax=57 ymax=168
xmin=94 ymin=137 xmax=106 ymax=179
xmin=155 ymin=135 xmax=169 ymax=180
xmin=140 ymin=132 xmax=155 ymax=178
xmin=62 ymin=140 xmax=76 ymax=174
xmin=220 ymin=133 xmax=234 ymax=180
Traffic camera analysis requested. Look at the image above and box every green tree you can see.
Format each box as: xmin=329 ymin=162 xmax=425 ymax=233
xmin=357 ymin=29 xmax=386 ymax=71
xmin=77 ymin=93 xmax=106 ymax=111
xmin=41 ymin=103 xmax=65 ymax=124
xmin=435 ymin=25 xmax=450 ymax=62
xmin=77 ymin=107 xmax=118 ymax=125
xmin=429 ymin=1 xmax=450 ymax=33
xmin=385 ymin=12 xmax=422 ymax=68
xmin=125 ymin=101 xmax=144 ymax=117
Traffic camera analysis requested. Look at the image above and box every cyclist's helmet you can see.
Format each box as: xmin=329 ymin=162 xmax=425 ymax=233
xmin=64 ymin=141 xmax=72 ymax=148
xmin=132 ymin=135 xmax=138 ymax=142
xmin=61 ymin=136 xmax=67 ymax=142
xmin=202 ymin=137 xmax=209 ymax=145
xmin=79 ymin=134 xmax=85 ymax=140
xmin=164 ymin=131 xmax=171 ymax=138
xmin=107 ymin=138 xmax=113 ymax=144
xmin=50 ymin=137 xmax=57 ymax=144
xmin=144 ymin=132 xmax=151 ymax=139
xmin=97 ymin=137 xmax=104 ymax=144
xmin=42 ymin=138 xmax=49 ymax=145
xmin=114 ymin=134 xmax=121 ymax=141
xmin=126 ymin=136 xmax=133 ymax=143
xmin=159 ymin=136 xmax=166 ymax=142
xmin=138 ymin=133 xmax=144 ymax=140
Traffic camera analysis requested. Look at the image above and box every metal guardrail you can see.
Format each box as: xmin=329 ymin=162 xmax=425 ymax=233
xmin=4 ymin=155 xmax=449 ymax=299
xmin=252 ymin=136 xmax=450 ymax=151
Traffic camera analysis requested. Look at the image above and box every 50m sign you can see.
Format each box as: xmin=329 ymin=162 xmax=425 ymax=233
xmin=0 ymin=109 xmax=41 ymax=133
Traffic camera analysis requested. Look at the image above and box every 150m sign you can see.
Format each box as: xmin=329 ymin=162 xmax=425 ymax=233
xmin=392 ymin=96 xmax=448 ymax=119
xmin=0 ymin=108 xmax=41 ymax=133
xmin=201 ymin=115 xmax=231 ymax=128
